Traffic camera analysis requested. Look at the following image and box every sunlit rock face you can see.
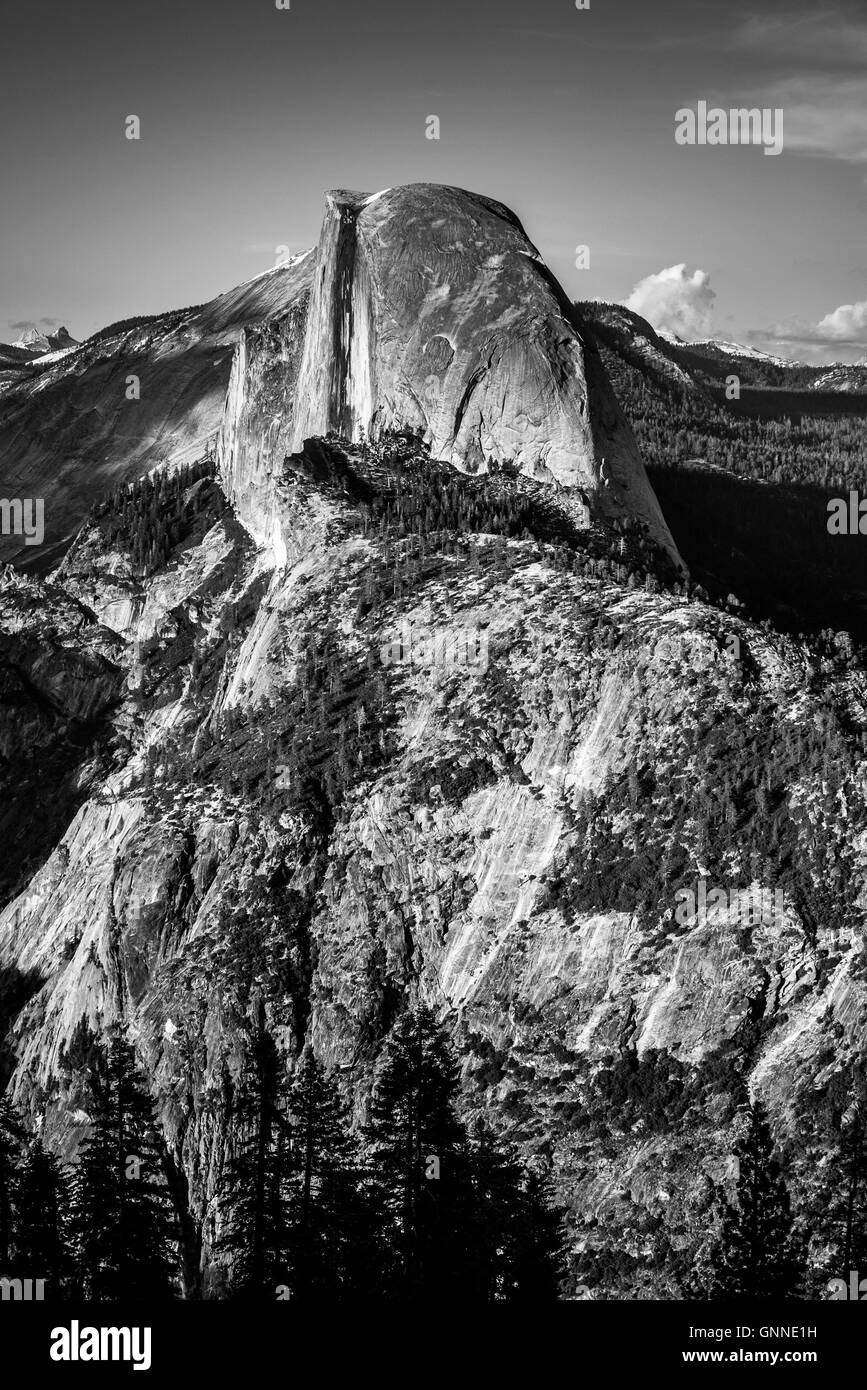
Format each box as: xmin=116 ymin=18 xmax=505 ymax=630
xmin=1 ymin=423 xmax=864 ymax=1298
xmin=290 ymin=185 xmax=681 ymax=563
xmin=0 ymin=183 xmax=679 ymax=576
xmin=215 ymin=300 xmax=310 ymax=562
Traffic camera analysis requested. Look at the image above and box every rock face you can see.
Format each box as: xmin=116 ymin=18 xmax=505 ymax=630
xmin=290 ymin=186 xmax=680 ymax=562
xmin=0 ymin=187 xmax=680 ymax=573
xmin=0 ymin=426 xmax=865 ymax=1298
xmin=3 ymin=184 xmax=863 ymax=1300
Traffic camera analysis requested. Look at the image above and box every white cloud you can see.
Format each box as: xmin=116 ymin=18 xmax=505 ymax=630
xmin=752 ymin=295 xmax=867 ymax=362
xmin=816 ymin=299 xmax=867 ymax=341
xmin=624 ymin=264 xmax=716 ymax=339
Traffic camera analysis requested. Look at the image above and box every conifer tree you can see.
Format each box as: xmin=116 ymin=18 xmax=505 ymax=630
xmin=0 ymin=1097 xmax=24 ymax=1269
xmin=362 ymin=1004 xmax=565 ymax=1299
xmin=797 ymin=1072 xmax=867 ymax=1293
xmin=467 ymin=1122 xmax=564 ymax=1299
xmin=14 ymin=1137 xmax=72 ymax=1296
xmin=363 ymin=1003 xmax=469 ymax=1296
xmin=284 ymin=1051 xmax=373 ymax=1297
xmin=839 ymin=1106 xmax=867 ymax=1281
xmin=707 ymin=1103 xmax=803 ymax=1299
xmin=218 ymin=1005 xmax=292 ymax=1299
xmin=508 ymin=1168 xmax=566 ymax=1299
xmin=69 ymin=1028 xmax=177 ymax=1300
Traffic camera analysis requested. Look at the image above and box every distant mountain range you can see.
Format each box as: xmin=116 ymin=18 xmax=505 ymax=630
xmin=13 ymin=325 xmax=78 ymax=354
xmin=0 ymin=325 xmax=78 ymax=370
xmin=0 ymin=266 xmax=312 ymax=568
xmin=580 ymin=302 xmax=867 ymax=396
xmin=657 ymin=327 xmax=794 ymax=367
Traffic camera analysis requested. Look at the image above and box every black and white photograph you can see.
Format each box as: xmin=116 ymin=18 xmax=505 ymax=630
xmin=1 ymin=0 xmax=865 ymax=1369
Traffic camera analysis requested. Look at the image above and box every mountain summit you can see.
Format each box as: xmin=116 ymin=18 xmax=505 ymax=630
xmin=290 ymin=185 xmax=680 ymax=561
xmin=0 ymin=184 xmax=680 ymax=569
xmin=11 ymin=325 xmax=78 ymax=354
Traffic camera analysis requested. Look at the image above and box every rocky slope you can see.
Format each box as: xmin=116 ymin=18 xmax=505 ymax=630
xmin=809 ymin=365 xmax=867 ymax=394
xmin=0 ymin=425 xmax=865 ymax=1296
xmin=0 ymin=186 xmax=864 ymax=1299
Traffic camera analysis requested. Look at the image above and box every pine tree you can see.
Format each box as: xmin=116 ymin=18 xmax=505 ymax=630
xmin=508 ymin=1168 xmax=566 ymax=1299
xmin=0 ymin=1097 xmax=24 ymax=1269
xmin=797 ymin=1070 xmax=867 ymax=1294
xmin=14 ymin=1137 xmax=72 ymax=1297
xmin=466 ymin=1121 xmax=564 ymax=1299
xmin=363 ymin=1003 xmax=469 ymax=1297
xmin=69 ymin=1028 xmax=178 ymax=1300
xmin=284 ymin=1051 xmax=373 ymax=1297
xmin=835 ymin=1105 xmax=867 ymax=1283
xmin=218 ymin=1005 xmax=292 ymax=1299
xmin=707 ymin=1103 xmax=803 ymax=1299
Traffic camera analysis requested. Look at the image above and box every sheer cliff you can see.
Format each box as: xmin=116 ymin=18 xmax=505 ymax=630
xmin=289 ymin=186 xmax=680 ymax=563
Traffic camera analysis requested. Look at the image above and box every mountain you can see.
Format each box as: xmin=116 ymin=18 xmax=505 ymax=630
xmin=0 ymin=261 xmax=314 ymax=569
xmin=0 ymin=327 xmax=79 ymax=382
xmin=658 ymin=327 xmax=794 ymax=367
xmin=584 ymin=302 xmax=867 ymax=398
xmin=2 ymin=429 xmax=864 ymax=1302
xmin=584 ymin=302 xmax=822 ymax=393
xmin=285 ymin=186 xmax=679 ymax=561
xmin=684 ymin=337 xmax=795 ymax=367
xmin=0 ymin=185 xmax=865 ymax=1301
xmin=0 ymin=189 xmax=681 ymax=572
xmin=11 ymin=325 xmax=79 ymax=356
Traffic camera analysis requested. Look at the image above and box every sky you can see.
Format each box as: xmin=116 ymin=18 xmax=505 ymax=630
xmin=1 ymin=0 xmax=865 ymax=363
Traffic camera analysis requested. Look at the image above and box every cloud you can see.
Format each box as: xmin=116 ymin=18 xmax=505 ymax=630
xmin=9 ymin=320 xmax=36 ymax=332
xmin=39 ymin=317 xmax=59 ymax=327
xmin=751 ymin=295 xmax=867 ymax=362
xmin=767 ymin=75 xmax=867 ymax=165
xmin=624 ymin=264 xmax=716 ymax=339
xmin=720 ymin=8 xmax=867 ymax=166
xmin=731 ymin=8 xmax=867 ymax=69
xmin=816 ymin=298 xmax=867 ymax=340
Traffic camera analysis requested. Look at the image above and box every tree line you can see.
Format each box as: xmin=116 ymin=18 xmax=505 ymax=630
xmin=0 ymin=1005 xmax=564 ymax=1301
xmin=3 ymin=1013 xmax=863 ymax=1300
